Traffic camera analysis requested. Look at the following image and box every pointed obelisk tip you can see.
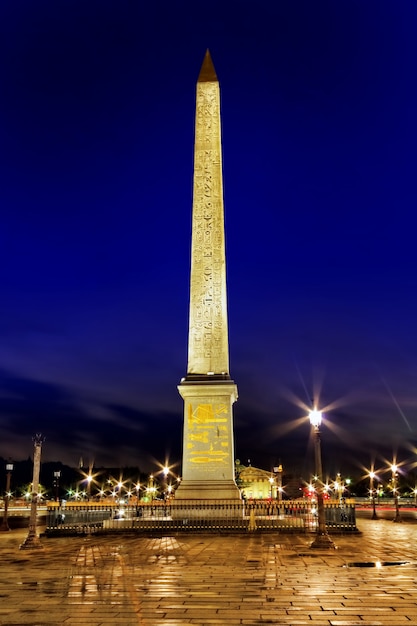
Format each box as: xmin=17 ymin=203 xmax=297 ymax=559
xmin=198 ymin=49 xmax=218 ymax=83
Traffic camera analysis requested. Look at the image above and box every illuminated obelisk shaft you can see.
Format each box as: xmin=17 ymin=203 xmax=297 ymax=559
xmin=177 ymin=50 xmax=240 ymax=500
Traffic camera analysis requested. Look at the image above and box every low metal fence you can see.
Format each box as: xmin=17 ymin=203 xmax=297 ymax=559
xmin=45 ymin=500 xmax=357 ymax=536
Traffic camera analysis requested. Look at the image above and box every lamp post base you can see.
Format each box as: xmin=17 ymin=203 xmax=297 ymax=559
xmin=393 ymin=498 xmax=402 ymax=523
xmin=20 ymin=532 xmax=44 ymax=550
xmin=310 ymin=532 xmax=335 ymax=549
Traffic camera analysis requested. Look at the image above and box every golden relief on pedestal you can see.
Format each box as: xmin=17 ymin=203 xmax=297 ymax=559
xmin=185 ymin=402 xmax=230 ymax=464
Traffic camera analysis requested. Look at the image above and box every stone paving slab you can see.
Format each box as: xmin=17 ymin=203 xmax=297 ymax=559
xmin=1 ymin=520 xmax=417 ymax=624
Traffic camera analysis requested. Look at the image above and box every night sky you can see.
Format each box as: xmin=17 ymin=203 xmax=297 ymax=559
xmin=1 ymin=1 xmax=417 ymax=479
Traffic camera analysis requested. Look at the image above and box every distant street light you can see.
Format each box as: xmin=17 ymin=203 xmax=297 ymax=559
xmin=20 ymin=434 xmax=45 ymax=550
xmin=309 ymin=408 xmax=334 ymax=549
xmin=86 ymin=474 xmax=93 ymax=499
xmin=334 ymin=473 xmax=343 ymax=502
xmin=162 ymin=466 xmax=170 ymax=498
xmin=53 ymin=470 xmax=61 ymax=502
xmin=369 ymin=470 xmax=378 ymax=520
xmin=1 ymin=460 xmax=14 ymax=532
xmin=275 ymin=464 xmax=283 ymax=504
xmin=391 ymin=463 xmax=402 ymax=523
xmin=148 ymin=475 xmax=156 ymax=512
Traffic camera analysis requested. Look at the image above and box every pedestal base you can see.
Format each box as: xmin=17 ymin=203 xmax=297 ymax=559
xmin=310 ymin=532 xmax=335 ymax=549
xmin=175 ymin=480 xmax=241 ymax=501
xmin=171 ymin=499 xmax=244 ymax=521
xmin=20 ymin=533 xmax=44 ymax=550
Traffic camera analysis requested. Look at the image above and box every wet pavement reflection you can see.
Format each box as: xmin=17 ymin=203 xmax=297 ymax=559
xmin=1 ymin=519 xmax=417 ymax=624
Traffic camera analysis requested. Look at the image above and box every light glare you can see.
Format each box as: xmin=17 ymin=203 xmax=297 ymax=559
xmin=309 ymin=408 xmax=322 ymax=427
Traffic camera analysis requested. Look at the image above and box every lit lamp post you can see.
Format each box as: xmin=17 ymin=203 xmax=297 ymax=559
xmin=20 ymin=434 xmax=45 ymax=550
xmin=53 ymin=470 xmax=61 ymax=502
xmin=309 ymin=408 xmax=334 ymax=549
xmin=148 ymin=475 xmax=156 ymax=511
xmin=391 ymin=463 xmax=402 ymax=523
xmin=163 ymin=466 xmax=169 ymax=499
xmin=86 ymin=474 xmax=93 ymax=500
xmin=369 ymin=470 xmax=378 ymax=520
xmin=345 ymin=477 xmax=351 ymax=497
xmin=268 ymin=476 xmax=274 ymax=500
xmin=334 ymin=473 xmax=343 ymax=502
xmin=333 ymin=478 xmax=339 ymax=502
xmin=1 ymin=461 xmax=14 ymax=532
xmin=275 ymin=464 xmax=283 ymax=504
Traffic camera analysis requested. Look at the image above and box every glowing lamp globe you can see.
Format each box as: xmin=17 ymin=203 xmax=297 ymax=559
xmin=309 ymin=409 xmax=322 ymax=428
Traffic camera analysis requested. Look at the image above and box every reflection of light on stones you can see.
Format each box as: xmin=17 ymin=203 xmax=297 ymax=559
xmin=151 ymin=537 xmax=182 ymax=551
xmin=68 ymin=544 xmax=125 ymax=606
xmin=68 ymin=574 xmax=98 ymax=601
xmin=147 ymin=537 xmax=183 ymax=563
xmin=148 ymin=554 xmax=178 ymax=563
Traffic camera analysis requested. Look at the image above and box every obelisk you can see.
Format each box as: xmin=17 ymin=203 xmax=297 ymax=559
xmin=176 ymin=50 xmax=240 ymax=501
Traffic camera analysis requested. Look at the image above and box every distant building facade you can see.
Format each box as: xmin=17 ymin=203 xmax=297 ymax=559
xmin=235 ymin=460 xmax=303 ymax=500
xmin=238 ymin=464 xmax=275 ymax=499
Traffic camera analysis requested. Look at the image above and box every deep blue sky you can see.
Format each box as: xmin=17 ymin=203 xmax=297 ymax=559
xmin=1 ymin=0 xmax=417 ymax=479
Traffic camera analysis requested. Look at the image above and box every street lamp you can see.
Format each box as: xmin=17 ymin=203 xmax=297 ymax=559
xmin=20 ymin=434 xmax=45 ymax=550
xmin=147 ymin=475 xmax=156 ymax=511
xmin=391 ymin=463 xmax=402 ymax=523
xmin=275 ymin=464 xmax=283 ymax=504
xmin=369 ymin=470 xmax=378 ymax=520
xmin=334 ymin=473 xmax=344 ymax=502
xmin=1 ymin=461 xmax=14 ymax=532
xmin=267 ymin=476 xmax=274 ymax=500
xmin=86 ymin=474 xmax=93 ymax=499
xmin=162 ymin=466 xmax=169 ymax=499
xmin=309 ymin=408 xmax=334 ymax=549
xmin=53 ymin=470 xmax=61 ymax=502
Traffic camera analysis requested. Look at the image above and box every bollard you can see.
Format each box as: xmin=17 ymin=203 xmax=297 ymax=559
xmin=248 ymin=508 xmax=257 ymax=532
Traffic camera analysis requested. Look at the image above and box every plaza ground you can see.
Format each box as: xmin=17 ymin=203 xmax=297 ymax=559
xmin=1 ymin=519 xmax=417 ymax=625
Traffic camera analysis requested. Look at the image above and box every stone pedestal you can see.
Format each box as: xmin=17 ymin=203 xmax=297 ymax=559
xmin=20 ymin=531 xmax=44 ymax=550
xmin=176 ymin=379 xmax=241 ymax=501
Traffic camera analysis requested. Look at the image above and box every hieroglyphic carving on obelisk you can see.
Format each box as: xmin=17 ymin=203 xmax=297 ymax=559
xmin=187 ymin=49 xmax=229 ymax=377
xmin=177 ymin=50 xmax=240 ymax=501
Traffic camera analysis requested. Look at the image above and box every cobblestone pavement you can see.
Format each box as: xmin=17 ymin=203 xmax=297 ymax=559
xmin=1 ymin=519 xmax=417 ymax=625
